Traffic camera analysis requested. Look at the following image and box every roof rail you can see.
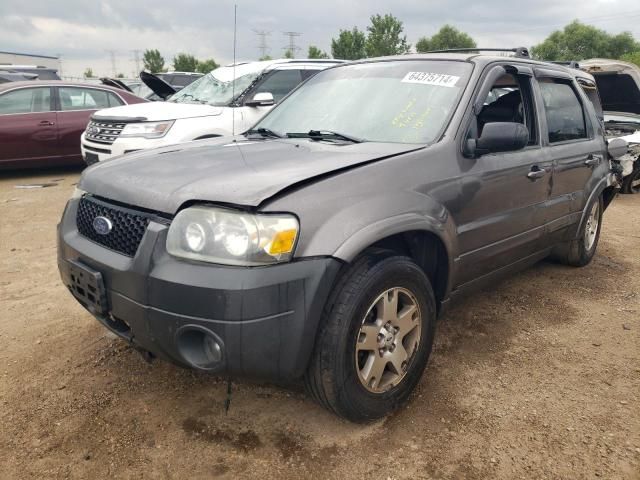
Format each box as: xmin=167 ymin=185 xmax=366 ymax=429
xmin=548 ymin=60 xmax=581 ymax=69
xmin=425 ymin=47 xmax=530 ymax=58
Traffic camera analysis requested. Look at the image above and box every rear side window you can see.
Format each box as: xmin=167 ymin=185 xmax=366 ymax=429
xmin=253 ymin=70 xmax=303 ymax=102
xmin=0 ymin=87 xmax=51 ymax=114
xmin=539 ymin=80 xmax=587 ymax=143
xmin=59 ymin=87 xmax=116 ymax=110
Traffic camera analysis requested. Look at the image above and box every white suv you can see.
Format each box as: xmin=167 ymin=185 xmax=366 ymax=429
xmin=81 ymin=59 xmax=343 ymax=163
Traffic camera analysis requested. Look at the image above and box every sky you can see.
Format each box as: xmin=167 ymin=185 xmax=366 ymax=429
xmin=1 ymin=0 xmax=640 ymax=78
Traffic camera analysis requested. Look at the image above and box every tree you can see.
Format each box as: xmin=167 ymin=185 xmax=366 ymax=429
xmin=621 ymin=51 xmax=640 ymax=67
xmin=173 ymin=53 xmax=198 ymax=72
xmin=365 ymin=14 xmax=410 ymax=57
xmin=531 ymin=21 xmax=640 ymax=61
xmin=143 ymin=49 xmax=165 ymax=73
xmin=308 ymin=45 xmax=329 ymax=59
xmin=116 ymin=73 xmax=125 ymax=78
xmin=331 ymin=27 xmax=367 ymax=60
xmin=283 ymin=49 xmax=294 ymax=59
xmin=83 ymin=68 xmax=94 ymax=78
xmin=196 ymin=58 xmax=219 ymax=74
xmin=259 ymin=55 xmax=273 ymax=61
xmin=416 ymin=25 xmax=476 ymax=53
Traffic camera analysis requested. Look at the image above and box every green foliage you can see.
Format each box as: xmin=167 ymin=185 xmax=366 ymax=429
xmin=365 ymin=13 xmax=410 ymax=57
xmin=143 ymin=49 xmax=165 ymax=73
xmin=259 ymin=55 xmax=273 ymax=61
xmin=283 ymin=49 xmax=295 ymax=59
xmin=416 ymin=25 xmax=476 ymax=53
xmin=620 ymin=51 xmax=640 ymax=67
xmin=116 ymin=73 xmax=125 ymax=78
xmin=331 ymin=27 xmax=367 ymax=60
xmin=308 ymin=45 xmax=330 ymax=59
xmin=83 ymin=68 xmax=94 ymax=78
xmin=196 ymin=58 xmax=219 ymax=74
xmin=173 ymin=53 xmax=198 ymax=72
xmin=531 ymin=21 xmax=640 ymax=61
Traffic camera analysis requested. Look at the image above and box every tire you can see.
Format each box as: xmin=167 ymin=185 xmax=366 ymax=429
xmin=621 ymin=162 xmax=640 ymax=194
xmin=552 ymin=194 xmax=603 ymax=267
xmin=304 ymin=250 xmax=436 ymax=422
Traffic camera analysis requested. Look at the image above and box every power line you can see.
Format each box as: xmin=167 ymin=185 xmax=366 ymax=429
xmin=105 ymin=50 xmax=117 ymax=76
xmin=253 ymin=30 xmax=271 ymax=58
xmin=282 ymin=31 xmax=302 ymax=58
xmin=131 ymin=49 xmax=141 ymax=76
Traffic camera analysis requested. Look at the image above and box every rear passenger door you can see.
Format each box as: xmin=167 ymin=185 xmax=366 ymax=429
xmin=55 ymin=86 xmax=125 ymax=159
xmin=241 ymin=69 xmax=304 ymax=129
xmin=534 ymin=71 xmax=606 ymax=241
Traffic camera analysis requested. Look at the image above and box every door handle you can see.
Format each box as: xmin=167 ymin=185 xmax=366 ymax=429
xmin=38 ymin=120 xmax=55 ymax=126
xmin=527 ymin=167 xmax=547 ymax=180
xmin=584 ymin=154 xmax=600 ymax=167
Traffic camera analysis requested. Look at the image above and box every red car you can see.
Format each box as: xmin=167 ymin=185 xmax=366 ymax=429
xmin=0 ymin=81 xmax=145 ymax=169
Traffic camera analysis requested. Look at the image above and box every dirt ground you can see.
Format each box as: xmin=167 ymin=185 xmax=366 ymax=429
xmin=0 ymin=167 xmax=638 ymax=480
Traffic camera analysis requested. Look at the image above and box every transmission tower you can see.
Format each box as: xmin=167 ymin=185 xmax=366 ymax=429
xmin=282 ymin=31 xmax=302 ymax=58
xmin=131 ymin=49 xmax=141 ymax=76
xmin=253 ymin=30 xmax=271 ymax=58
xmin=105 ymin=50 xmax=117 ymax=76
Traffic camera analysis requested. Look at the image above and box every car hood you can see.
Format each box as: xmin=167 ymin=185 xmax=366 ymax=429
xmin=100 ymin=77 xmax=133 ymax=92
xmin=140 ymin=71 xmax=176 ymax=100
xmin=92 ymin=100 xmax=224 ymax=122
xmin=581 ymin=59 xmax=640 ymax=115
xmin=79 ymin=137 xmax=423 ymax=214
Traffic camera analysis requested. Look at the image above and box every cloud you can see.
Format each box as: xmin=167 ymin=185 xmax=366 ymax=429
xmin=0 ymin=0 xmax=638 ymax=77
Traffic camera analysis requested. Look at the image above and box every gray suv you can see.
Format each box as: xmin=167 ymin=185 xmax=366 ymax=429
xmin=57 ymin=49 xmax=623 ymax=422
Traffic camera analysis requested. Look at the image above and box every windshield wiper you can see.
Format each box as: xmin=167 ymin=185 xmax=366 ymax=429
xmin=286 ymin=130 xmax=364 ymax=143
xmin=245 ymin=127 xmax=284 ymax=139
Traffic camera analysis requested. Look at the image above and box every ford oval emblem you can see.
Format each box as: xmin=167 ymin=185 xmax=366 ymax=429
xmin=93 ymin=216 xmax=113 ymax=235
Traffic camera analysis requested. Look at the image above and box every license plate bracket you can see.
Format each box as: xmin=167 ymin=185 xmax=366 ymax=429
xmin=66 ymin=260 xmax=108 ymax=316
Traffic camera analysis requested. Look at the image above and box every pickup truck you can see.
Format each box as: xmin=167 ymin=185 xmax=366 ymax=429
xmin=57 ymin=49 xmax=626 ymax=422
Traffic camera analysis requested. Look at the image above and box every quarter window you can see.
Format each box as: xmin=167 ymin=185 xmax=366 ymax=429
xmin=539 ymin=80 xmax=587 ymax=143
xmin=0 ymin=87 xmax=51 ymax=114
xmin=252 ymin=70 xmax=303 ymax=103
xmin=59 ymin=87 xmax=122 ymax=110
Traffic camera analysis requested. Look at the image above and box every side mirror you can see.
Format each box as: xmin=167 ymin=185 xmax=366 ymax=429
xmin=607 ymin=137 xmax=628 ymax=159
xmin=246 ymin=92 xmax=274 ymax=107
xmin=465 ymin=122 xmax=529 ymax=158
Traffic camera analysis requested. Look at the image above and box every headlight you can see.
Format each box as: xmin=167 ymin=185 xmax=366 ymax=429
xmin=120 ymin=121 xmax=174 ymax=139
xmin=166 ymin=206 xmax=299 ymax=266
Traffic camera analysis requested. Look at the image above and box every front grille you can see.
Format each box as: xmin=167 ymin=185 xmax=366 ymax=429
xmin=76 ymin=196 xmax=151 ymax=257
xmin=85 ymin=120 xmax=126 ymax=145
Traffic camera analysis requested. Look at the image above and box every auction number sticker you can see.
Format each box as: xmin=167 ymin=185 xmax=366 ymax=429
xmin=401 ymin=72 xmax=460 ymax=87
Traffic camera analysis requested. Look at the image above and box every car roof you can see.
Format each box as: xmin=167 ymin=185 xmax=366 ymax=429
xmin=0 ymin=80 xmax=133 ymax=93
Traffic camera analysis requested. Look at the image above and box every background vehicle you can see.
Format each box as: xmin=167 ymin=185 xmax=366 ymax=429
xmin=0 ymin=81 xmax=146 ymax=169
xmin=0 ymin=65 xmax=60 ymax=80
xmin=59 ymin=49 xmax=623 ymax=421
xmin=133 ymin=71 xmax=204 ymax=100
xmin=0 ymin=70 xmax=38 ymax=83
xmin=80 ymin=59 xmax=343 ymax=163
xmin=581 ymin=59 xmax=640 ymax=193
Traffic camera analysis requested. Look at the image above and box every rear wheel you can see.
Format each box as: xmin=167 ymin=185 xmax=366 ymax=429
xmin=621 ymin=162 xmax=640 ymax=194
xmin=552 ymin=195 xmax=603 ymax=267
xmin=304 ymin=251 xmax=436 ymax=422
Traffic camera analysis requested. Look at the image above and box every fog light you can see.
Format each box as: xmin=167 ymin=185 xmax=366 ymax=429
xmin=175 ymin=326 xmax=225 ymax=371
xmin=203 ymin=335 xmax=222 ymax=363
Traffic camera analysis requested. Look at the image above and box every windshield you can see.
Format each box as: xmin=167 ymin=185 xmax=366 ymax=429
xmin=169 ymin=69 xmax=260 ymax=106
xmin=255 ymin=60 xmax=472 ymax=144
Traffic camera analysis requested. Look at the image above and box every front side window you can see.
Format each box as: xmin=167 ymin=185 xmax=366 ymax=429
xmin=252 ymin=70 xmax=303 ymax=102
xmin=256 ymin=61 xmax=472 ymax=144
xmin=59 ymin=87 xmax=115 ymax=111
xmin=0 ymin=87 xmax=51 ymax=114
xmin=539 ymin=80 xmax=587 ymax=143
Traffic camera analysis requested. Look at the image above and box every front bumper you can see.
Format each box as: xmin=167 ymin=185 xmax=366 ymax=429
xmin=81 ymin=133 xmax=169 ymax=163
xmin=57 ymin=198 xmax=341 ymax=380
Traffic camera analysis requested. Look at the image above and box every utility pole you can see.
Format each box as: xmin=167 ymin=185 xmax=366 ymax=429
xmin=56 ymin=53 xmax=63 ymax=78
xmin=253 ymin=30 xmax=271 ymax=59
xmin=131 ymin=49 xmax=141 ymax=76
xmin=282 ymin=31 xmax=302 ymax=58
xmin=105 ymin=50 xmax=117 ymax=77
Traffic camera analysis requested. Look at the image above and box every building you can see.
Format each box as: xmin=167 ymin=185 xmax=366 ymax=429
xmin=0 ymin=51 xmax=61 ymax=71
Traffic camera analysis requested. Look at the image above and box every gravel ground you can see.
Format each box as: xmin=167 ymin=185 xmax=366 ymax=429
xmin=0 ymin=167 xmax=639 ymax=480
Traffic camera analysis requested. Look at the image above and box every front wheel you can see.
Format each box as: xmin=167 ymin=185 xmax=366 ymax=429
xmin=304 ymin=251 xmax=436 ymax=422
